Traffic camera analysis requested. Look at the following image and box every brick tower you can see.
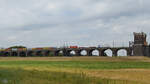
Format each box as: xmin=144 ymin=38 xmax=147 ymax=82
xmin=134 ymin=32 xmax=147 ymax=46
xmin=133 ymin=32 xmax=148 ymax=56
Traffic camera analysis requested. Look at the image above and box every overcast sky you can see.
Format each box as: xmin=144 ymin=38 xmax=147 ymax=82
xmin=0 ymin=0 xmax=150 ymax=48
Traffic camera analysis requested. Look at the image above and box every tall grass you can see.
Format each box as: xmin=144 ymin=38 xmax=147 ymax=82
xmin=0 ymin=68 xmax=139 ymax=84
xmin=0 ymin=61 xmax=150 ymax=69
xmin=0 ymin=57 xmax=148 ymax=84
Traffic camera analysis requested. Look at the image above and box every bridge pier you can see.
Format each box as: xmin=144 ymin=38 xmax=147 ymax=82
xmin=35 ymin=51 xmax=43 ymax=56
xmin=27 ymin=51 xmax=34 ymax=56
xmin=64 ymin=50 xmax=72 ymax=56
xmin=62 ymin=49 xmax=68 ymax=56
xmin=75 ymin=50 xmax=81 ymax=56
xmin=87 ymin=50 xmax=92 ymax=56
xmin=101 ymin=50 xmax=105 ymax=56
xmin=112 ymin=50 xmax=117 ymax=57
xmin=11 ymin=51 xmax=18 ymax=57
xmin=54 ymin=50 xmax=58 ymax=56
xmin=127 ymin=49 xmax=132 ymax=56
xmin=3 ymin=52 xmax=10 ymax=56
xmin=98 ymin=49 xmax=102 ymax=56
xmin=43 ymin=50 xmax=51 ymax=56
xmin=18 ymin=51 xmax=27 ymax=57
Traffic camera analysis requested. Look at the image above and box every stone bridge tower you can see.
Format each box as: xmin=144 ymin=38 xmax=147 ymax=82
xmin=133 ymin=32 xmax=148 ymax=56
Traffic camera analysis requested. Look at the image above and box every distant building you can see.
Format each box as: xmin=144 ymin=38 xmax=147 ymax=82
xmin=134 ymin=32 xmax=147 ymax=46
xmin=133 ymin=32 xmax=150 ymax=56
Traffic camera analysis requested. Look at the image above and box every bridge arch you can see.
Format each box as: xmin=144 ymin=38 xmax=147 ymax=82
xmin=90 ymin=49 xmax=100 ymax=56
xmin=80 ymin=50 xmax=88 ymax=56
xmin=44 ymin=50 xmax=51 ymax=56
xmin=11 ymin=51 xmax=18 ymax=56
xmin=55 ymin=50 xmax=64 ymax=56
xmin=68 ymin=50 xmax=76 ymax=56
xmin=102 ymin=49 xmax=113 ymax=57
xmin=35 ymin=51 xmax=43 ymax=56
xmin=3 ymin=52 xmax=10 ymax=56
xmin=27 ymin=51 xmax=34 ymax=56
xmin=117 ymin=49 xmax=127 ymax=56
xmin=19 ymin=51 xmax=27 ymax=57
xmin=116 ymin=48 xmax=132 ymax=56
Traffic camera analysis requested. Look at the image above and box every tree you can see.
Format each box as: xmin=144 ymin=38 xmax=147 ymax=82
xmin=9 ymin=46 xmax=26 ymax=48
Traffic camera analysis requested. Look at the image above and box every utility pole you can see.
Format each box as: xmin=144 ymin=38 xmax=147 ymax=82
xmin=122 ymin=41 xmax=124 ymax=47
xmin=149 ymin=33 xmax=150 ymax=45
xmin=113 ymin=41 xmax=115 ymax=48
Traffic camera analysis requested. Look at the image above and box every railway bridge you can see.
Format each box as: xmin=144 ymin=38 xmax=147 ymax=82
xmin=0 ymin=47 xmax=132 ymax=57
xmin=0 ymin=32 xmax=149 ymax=57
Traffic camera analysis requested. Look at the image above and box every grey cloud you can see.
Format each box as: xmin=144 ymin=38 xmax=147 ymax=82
xmin=0 ymin=0 xmax=149 ymax=48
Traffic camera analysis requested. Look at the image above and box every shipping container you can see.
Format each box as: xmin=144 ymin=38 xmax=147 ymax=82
xmin=35 ymin=48 xmax=43 ymax=50
xmin=0 ymin=49 xmax=5 ymax=51
xmin=79 ymin=47 xmax=86 ymax=48
xmin=18 ymin=48 xmax=23 ymax=51
xmin=23 ymin=48 xmax=27 ymax=51
xmin=43 ymin=47 xmax=51 ymax=50
xmin=27 ymin=48 xmax=32 ymax=50
xmin=48 ymin=47 xmax=56 ymax=50
xmin=32 ymin=48 xmax=36 ymax=50
xmin=11 ymin=48 xmax=18 ymax=51
xmin=70 ymin=46 xmax=78 ymax=48
xmin=89 ymin=47 xmax=96 ymax=48
xmin=5 ymin=48 xmax=11 ymax=51
xmin=50 ymin=47 xmax=57 ymax=49
xmin=18 ymin=48 xmax=27 ymax=51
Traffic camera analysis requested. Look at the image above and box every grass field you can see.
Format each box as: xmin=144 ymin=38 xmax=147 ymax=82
xmin=0 ymin=56 xmax=149 ymax=84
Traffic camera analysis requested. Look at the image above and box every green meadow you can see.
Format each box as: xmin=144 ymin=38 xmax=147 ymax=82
xmin=0 ymin=56 xmax=149 ymax=84
xmin=1 ymin=61 xmax=150 ymax=69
